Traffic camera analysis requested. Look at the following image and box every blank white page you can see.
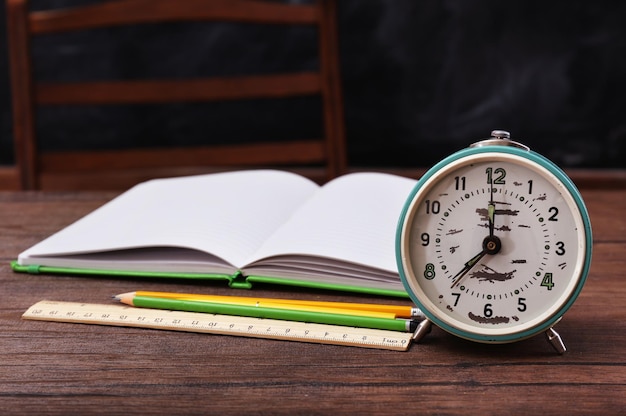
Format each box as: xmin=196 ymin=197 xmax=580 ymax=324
xmin=245 ymin=173 xmax=417 ymax=272
xmin=18 ymin=170 xmax=319 ymax=268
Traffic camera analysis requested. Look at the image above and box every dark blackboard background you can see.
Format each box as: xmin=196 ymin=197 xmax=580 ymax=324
xmin=1 ymin=0 xmax=625 ymax=169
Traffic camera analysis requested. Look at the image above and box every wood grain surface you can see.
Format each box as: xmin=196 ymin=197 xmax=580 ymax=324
xmin=0 ymin=189 xmax=624 ymax=415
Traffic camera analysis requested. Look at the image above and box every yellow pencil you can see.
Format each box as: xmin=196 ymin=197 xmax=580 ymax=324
xmin=115 ymin=292 xmax=396 ymax=319
xmin=123 ymin=291 xmax=422 ymax=318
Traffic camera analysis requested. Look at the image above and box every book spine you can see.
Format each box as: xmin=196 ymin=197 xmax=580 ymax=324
xmin=228 ymin=271 xmax=252 ymax=289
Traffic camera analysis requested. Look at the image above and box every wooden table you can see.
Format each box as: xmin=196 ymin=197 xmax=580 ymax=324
xmin=1 ymin=189 xmax=625 ymax=415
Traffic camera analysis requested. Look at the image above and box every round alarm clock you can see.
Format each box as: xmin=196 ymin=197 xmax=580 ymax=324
xmin=396 ymin=130 xmax=592 ymax=353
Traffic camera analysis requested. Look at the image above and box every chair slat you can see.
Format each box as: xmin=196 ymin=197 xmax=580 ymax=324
xmin=36 ymin=73 xmax=322 ymax=105
xmin=30 ymin=0 xmax=319 ymax=34
xmin=39 ymin=140 xmax=327 ymax=172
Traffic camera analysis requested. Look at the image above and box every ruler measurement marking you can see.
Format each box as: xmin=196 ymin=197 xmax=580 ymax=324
xmin=23 ymin=301 xmax=412 ymax=351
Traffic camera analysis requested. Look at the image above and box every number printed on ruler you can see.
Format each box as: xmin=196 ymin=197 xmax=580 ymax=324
xmin=22 ymin=301 xmax=413 ymax=351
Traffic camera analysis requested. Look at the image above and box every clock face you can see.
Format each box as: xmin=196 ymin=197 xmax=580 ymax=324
xmin=397 ymin=148 xmax=591 ymax=342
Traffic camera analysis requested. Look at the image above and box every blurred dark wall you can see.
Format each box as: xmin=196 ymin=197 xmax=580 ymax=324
xmin=1 ymin=0 xmax=625 ymax=169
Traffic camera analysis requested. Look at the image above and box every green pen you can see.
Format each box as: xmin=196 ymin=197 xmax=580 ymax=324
xmin=115 ymin=294 xmax=419 ymax=333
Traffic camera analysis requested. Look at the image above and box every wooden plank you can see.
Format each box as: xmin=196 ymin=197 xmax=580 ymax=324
xmin=6 ymin=0 xmax=39 ymax=189
xmin=36 ymin=73 xmax=322 ymax=105
xmin=37 ymin=166 xmax=329 ymax=190
xmin=30 ymin=0 xmax=319 ymax=34
xmin=0 ymin=166 xmax=21 ymax=190
xmin=39 ymin=140 xmax=326 ymax=172
xmin=318 ymin=0 xmax=346 ymax=178
xmin=0 ymin=190 xmax=624 ymax=413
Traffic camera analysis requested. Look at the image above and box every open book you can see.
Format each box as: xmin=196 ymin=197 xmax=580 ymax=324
xmin=13 ymin=170 xmax=417 ymax=297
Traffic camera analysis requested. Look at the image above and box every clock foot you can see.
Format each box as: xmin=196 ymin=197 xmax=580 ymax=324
xmin=545 ymin=327 xmax=567 ymax=354
xmin=412 ymin=319 xmax=432 ymax=342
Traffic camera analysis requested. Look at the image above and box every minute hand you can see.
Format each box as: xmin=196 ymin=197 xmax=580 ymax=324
xmin=450 ymin=249 xmax=487 ymax=289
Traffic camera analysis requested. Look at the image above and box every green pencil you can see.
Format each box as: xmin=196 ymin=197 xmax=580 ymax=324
xmin=115 ymin=294 xmax=418 ymax=333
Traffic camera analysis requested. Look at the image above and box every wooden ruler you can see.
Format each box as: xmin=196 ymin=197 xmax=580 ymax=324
xmin=23 ymin=300 xmax=413 ymax=351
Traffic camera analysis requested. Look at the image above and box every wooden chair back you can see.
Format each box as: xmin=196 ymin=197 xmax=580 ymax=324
xmin=6 ymin=0 xmax=346 ymax=189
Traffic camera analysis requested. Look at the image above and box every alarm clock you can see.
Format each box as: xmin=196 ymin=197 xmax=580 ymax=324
xmin=396 ymin=130 xmax=592 ymax=353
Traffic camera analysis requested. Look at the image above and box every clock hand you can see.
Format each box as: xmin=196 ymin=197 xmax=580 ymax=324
xmin=488 ymin=185 xmax=496 ymax=237
xmin=450 ymin=249 xmax=487 ymax=289
xmin=450 ymin=232 xmax=502 ymax=289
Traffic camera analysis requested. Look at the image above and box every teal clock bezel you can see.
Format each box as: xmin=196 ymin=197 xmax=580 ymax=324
xmin=396 ymin=145 xmax=593 ymax=343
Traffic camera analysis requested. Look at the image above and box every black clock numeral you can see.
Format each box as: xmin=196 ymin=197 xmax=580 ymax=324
xmin=555 ymin=241 xmax=565 ymax=256
xmin=517 ymin=297 xmax=527 ymax=312
xmin=527 ymin=180 xmax=533 ymax=194
xmin=420 ymin=233 xmax=430 ymax=246
xmin=548 ymin=207 xmax=559 ymax=221
xmin=484 ymin=303 xmax=493 ymax=317
xmin=425 ymin=200 xmax=440 ymax=214
xmin=454 ymin=176 xmax=466 ymax=191
xmin=452 ymin=293 xmax=461 ymax=307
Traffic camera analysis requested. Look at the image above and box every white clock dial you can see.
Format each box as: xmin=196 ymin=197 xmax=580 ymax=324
xmin=398 ymin=150 xmax=591 ymax=343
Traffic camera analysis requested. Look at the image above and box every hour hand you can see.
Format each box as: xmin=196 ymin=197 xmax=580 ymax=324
xmin=488 ymin=186 xmax=496 ymax=237
xmin=488 ymin=202 xmax=495 ymax=237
